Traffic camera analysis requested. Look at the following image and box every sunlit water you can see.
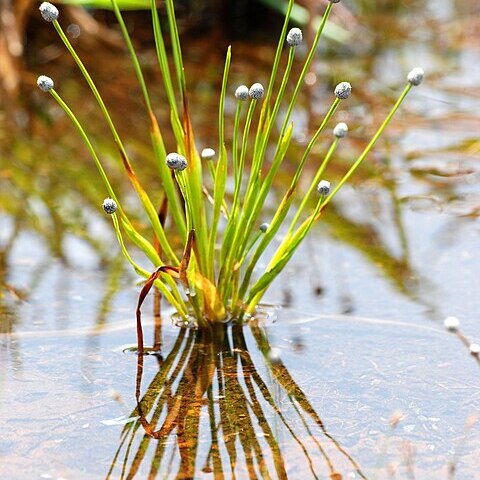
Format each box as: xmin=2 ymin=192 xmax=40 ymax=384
xmin=1 ymin=0 xmax=479 ymax=478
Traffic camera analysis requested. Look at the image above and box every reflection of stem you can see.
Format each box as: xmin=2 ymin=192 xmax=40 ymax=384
xmin=389 ymin=178 xmax=410 ymax=265
xmin=153 ymin=288 xmax=162 ymax=351
xmin=452 ymin=329 xmax=480 ymax=368
xmin=106 ymin=332 xmax=190 ymax=479
xmin=290 ymin=395 xmax=335 ymax=474
xmin=215 ymin=336 xmax=237 ymax=477
xmin=205 ymin=384 xmax=225 ymax=478
xmin=233 ymin=326 xmax=313 ymax=480
xmin=108 ymin=323 xmax=368 ymax=478
xmin=251 ymin=325 xmax=369 ymax=479
xmin=249 ymin=365 xmax=320 ymax=479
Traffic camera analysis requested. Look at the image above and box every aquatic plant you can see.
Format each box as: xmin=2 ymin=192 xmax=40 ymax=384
xmin=36 ymin=0 xmax=424 ymax=327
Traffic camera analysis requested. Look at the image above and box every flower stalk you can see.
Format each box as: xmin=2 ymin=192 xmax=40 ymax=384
xmin=37 ymin=1 xmax=423 ymax=326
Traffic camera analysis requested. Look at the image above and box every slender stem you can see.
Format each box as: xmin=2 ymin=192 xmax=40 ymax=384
xmin=243 ymin=83 xmax=415 ymax=312
xmin=244 ymin=46 xmax=296 ymax=204
xmin=208 ymin=47 xmax=231 ymax=280
xmin=232 ymin=101 xmax=243 ymax=184
xmin=236 ymin=133 xmax=340 ymax=305
xmin=49 ymin=89 xmax=161 ymax=268
xmin=288 ymin=137 xmax=339 ymax=235
xmin=111 ymin=214 xmax=187 ymax=318
xmin=52 ymin=19 xmax=179 ymax=264
xmin=218 ymin=98 xmax=258 ymax=290
xmin=322 ymin=84 xmax=412 ymax=209
xmin=228 ymin=4 xmax=335 ymax=283
xmin=234 ymin=99 xmax=258 ymax=212
xmin=112 ymin=0 xmax=186 ymax=239
xmin=217 ymin=98 xmax=258 ymax=298
xmin=110 ymin=0 xmax=152 ymax=111
xmin=164 ymin=0 xmax=187 ymax=102
xmin=150 ymin=0 xmax=183 ymax=144
xmin=257 ymin=0 xmax=295 ymax=141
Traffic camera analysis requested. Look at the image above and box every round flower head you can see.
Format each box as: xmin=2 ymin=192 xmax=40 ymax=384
xmin=249 ymin=83 xmax=265 ymax=100
xmin=259 ymin=222 xmax=269 ymax=233
xmin=102 ymin=198 xmax=117 ymax=215
xmin=330 ymin=0 xmax=341 ymax=3
xmin=334 ymin=81 xmax=352 ymax=100
xmin=268 ymin=347 xmax=281 ymax=364
xmin=166 ymin=152 xmax=187 ymax=171
xmin=39 ymin=2 xmax=59 ymax=22
xmin=235 ymin=85 xmax=249 ymax=101
xmin=470 ymin=343 xmax=480 ymax=355
xmin=444 ymin=316 xmax=460 ymax=332
xmin=333 ymin=122 xmax=348 ymax=138
xmin=317 ymin=180 xmax=331 ymax=196
xmin=286 ymin=28 xmax=303 ymax=47
xmin=407 ymin=67 xmax=425 ymax=86
xmin=37 ymin=75 xmax=54 ymax=92
xmin=201 ymin=148 xmax=215 ymax=161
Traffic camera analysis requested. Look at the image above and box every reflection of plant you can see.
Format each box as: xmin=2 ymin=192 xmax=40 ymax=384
xmin=37 ymin=0 xmax=423 ymax=327
xmin=106 ymin=323 xmax=368 ymax=479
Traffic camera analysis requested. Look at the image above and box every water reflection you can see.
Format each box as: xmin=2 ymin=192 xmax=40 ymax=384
xmin=108 ymin=322 xmax=368 ymax=479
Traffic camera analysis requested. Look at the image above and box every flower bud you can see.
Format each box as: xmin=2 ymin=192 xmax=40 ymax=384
xmin=201 ymin=148 xmax=215 ymax=160
xmin=286 ymin=28 xmax=303 ymax=47
xmin=268 ymin=347 xmax=281 ymax=364
xmin=102 ymin=198 xmax=117 ymax=215
xmin=407 ymin=67 xmax=425 ymax=86
xmin=249 ymin=83 xmax=264 ymax=100
xmin=444 ymin=316 xmax=460 ymax=332
xmin=235 ymin=85 xmax=249 ymax=101
xmin=166 ymin=152 xmax=187 ymax=171
xmin=317 ymin=180 xmax=331 ymax=196
xmin=334 ymin=82 xmax=352 ymax=99
xmin=39 ymin=2 xmax=59 ymax=22
xmin=470 ymin=343 xmax=480 ymax=356
xmin=37 ymin=75 xmax=54 ymax=92
xmin=333 ymin=122 xmax=348 ymax=138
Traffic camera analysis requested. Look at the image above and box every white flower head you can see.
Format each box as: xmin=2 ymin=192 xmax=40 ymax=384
xmin=249 ymin=83 xmax=264 ymax=100
xmin=166 ymin=152 xmax=187 ymax=171
xmin=470 ymin=343 xmax=480 ymax=356
xmin=407 ymin=67 xmax=425 ymax=86
xmin=317 ymin=180 xmax=331 ymax=196
xmin=333 ymin=122 xmax=348 ymax=138
xmin=444 ymin=316 xmax=460 ymax=331
xmin=286 ymin=28 xmax=303 ymax=47
xmin=268 ymin=347 xmax=281 ymax=364
xmin=201 ymin=148 xmax=216 ymax=160
xmin=102 ymin=198 xmax=117 ymax=215
xmin=259 ymin=222 xmax=269 ymax=233
xmin=235 ymin=85 xmax=249 ymax=101
xmin=39 ymin=2 xmax=59 ymax=22
xmin=334 ymin=81 xmax=352 ymax=99
xmin=37 ymin=75 xmax=54 ymax=92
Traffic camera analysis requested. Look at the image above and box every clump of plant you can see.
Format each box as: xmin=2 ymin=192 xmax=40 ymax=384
xmin=37 ymin=1 xmax=424 ymax=328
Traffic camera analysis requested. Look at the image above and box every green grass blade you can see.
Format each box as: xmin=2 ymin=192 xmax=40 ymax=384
xmin=52 ymin=19 xmax=179 ymax=264
xmin=323 ymin=84 xmax=413 ymax=208
xmin=207 ymin=47 xmax=231 ymax=280
xmin=164 ymin=0 xmax=187 ymax=102
xmin=150 ymin=0 xmax=184 ymax=147
xmin=111 ymin=214 xmax=187 ymax=317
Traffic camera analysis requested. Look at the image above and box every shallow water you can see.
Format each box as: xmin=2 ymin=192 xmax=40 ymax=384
xmin=1 ymin=0 xmax=480 ymax=478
